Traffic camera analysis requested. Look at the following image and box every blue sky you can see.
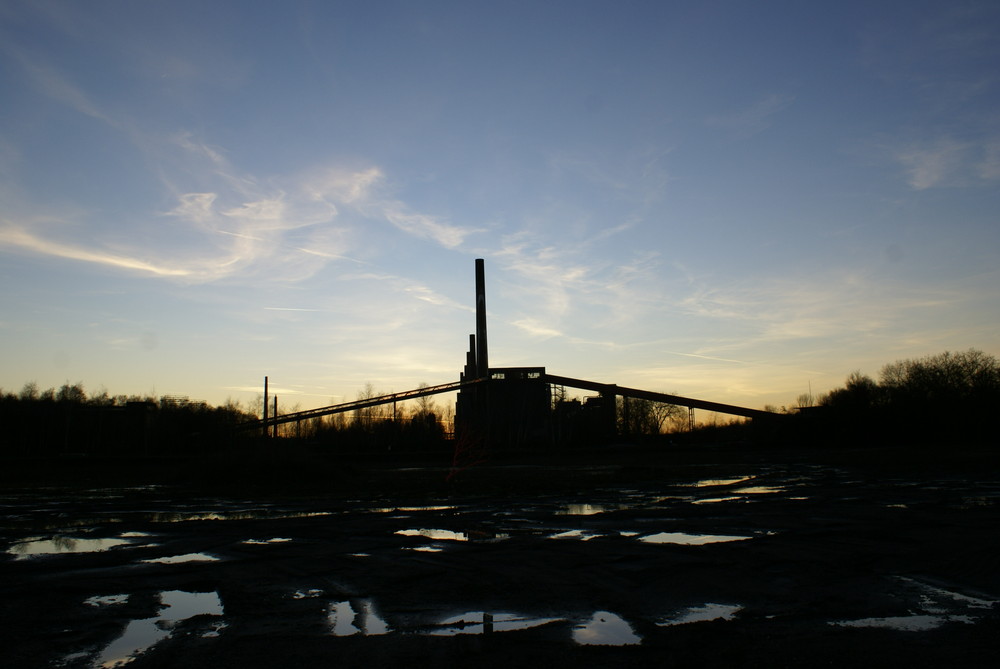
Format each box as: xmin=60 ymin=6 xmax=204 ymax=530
xmin=2 ymin=0 xmax=998 ymax=415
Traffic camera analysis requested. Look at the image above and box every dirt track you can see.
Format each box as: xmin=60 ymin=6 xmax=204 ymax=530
xmin=2 ymin=447 xmax=999 ymax=667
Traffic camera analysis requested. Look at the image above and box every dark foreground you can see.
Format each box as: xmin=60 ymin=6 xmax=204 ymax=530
xmin=2 ymin=445 xmax=999 ymax=668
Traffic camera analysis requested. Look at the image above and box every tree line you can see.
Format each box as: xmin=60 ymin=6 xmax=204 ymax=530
xmin=0 ymin=382 xmax=255 ymax=456
xmin=806 ymin=349 xmax=999 ymax=445
xmin=0 ymin=381 xmax=453 ymax=457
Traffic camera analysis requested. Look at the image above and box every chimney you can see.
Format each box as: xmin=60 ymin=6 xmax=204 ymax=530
xmin=475 ymin=259 xmax=489 ymax=378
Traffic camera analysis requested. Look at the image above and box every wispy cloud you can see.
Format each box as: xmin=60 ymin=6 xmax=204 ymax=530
xmin=3 ymin=42 xmax=116 ymax=126
xmin=677 ymin=269 xmax=966 ymax=359
xmin=893 ymin=137 xmax=971 ymax=189
xmin=706 ymin=94 xmax=795 ymax=137
xmin=0 ymin=118 xmax=476 ymax=284
xmin=0 ymin=224 xmax=191 ymax=277
xmin=511 ymin=318 xmax=564 ymax=339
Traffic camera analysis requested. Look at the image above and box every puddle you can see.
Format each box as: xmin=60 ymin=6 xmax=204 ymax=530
xmin=396 ymin=528 xmax=467 ymax=542
xmin=659 ymin=603 xmax=742 ymax=625
xmin=85 ymin=595 xmax=130 ymax=607
xmin=141 ymin=553 xmax=220 ymax=564
xmin=404 ymin=546 xmax=444 ymax=552
xmin=428 ymin=612 xmax=561 ymax=635
xmin=548 ymin=529 xmax=603 ymax=541
xmin=395 ymin=528 xmax=508 ymax=542
xmin=829 ymin=614 xmax=973 ymax=631
xmin=242 ymin=538 xmax=293 ymax=545
xmin=692 ymin=497 xmax=743 ymax=505
xmin=639 ymin=532 xmax=751 ymax=545
xmin=684 ymin=477 xmax=754 ymax=488
xmin=8 ymin=536 xmax=136 ymax=558
xmin=731 ymin=486 xmax=784 ymax=495
xmin=87 ymin=591 xmax=224 ymax=667
xmin=146 ymin=510 xmax=332 ymax=523
xmin=292 ymin=589 xmax=324 ymax=599
xmin=368 ymin=505 xmax=457 ymax=513
xmin=557 ymin=503 xmax=624 ymax=516
xmin=328 ymin=600 xmax=390 ymax=636
xmin=572 ymin=611 xmax=641 ymax=645
xmin=829 ymin=576 xmax=997 ymax=631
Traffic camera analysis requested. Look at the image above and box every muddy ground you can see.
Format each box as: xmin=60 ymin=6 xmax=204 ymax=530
xmin=1 ymin=445 xmax=999 ymax=668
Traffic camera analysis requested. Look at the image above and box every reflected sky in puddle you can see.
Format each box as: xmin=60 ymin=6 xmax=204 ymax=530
xmin=557 ymin=503 xmax=620 ymax=516
xmin=829 ymin=614 xmax=973 ymax=631
xmin=242 ymin=537 xmax=293 ymax=545
xmin=85 ymin=594 xmax=129 ymax=607
xmin=328 ymin=600 xmax=390 ymax=636
xmin=368 ymin=505 xmax=456 ymax=514
xmin=548 ymin=529 xmax=602 ymax=541
xmin=146 ymin=510 xmax=332 ymax=523
xmin=8 ymin=535 xmax=137 ymax=558
xmin=640 ymin=532 xmax=751 ymax=545
xmin=141 ymin=552 xmax=220 ymax=564
xmin=659 ymin=603 xmax=742 ymax=625
xmin=572 ymin=611 xmax=641 ymax=645
xmin=731 ymin=486 xmax=784 ymax=495
xmin=292 ymin=589 xmax=324 ymax=599
xmin=829 ymin=576 xmax=997 ymax=631
xmin=683 ymin=477 xmax=754 ymax=488
xmin=428 ymin=611 xmax=561 ymax=635
xmin=396 ymin=528 xmax=467 ymax=541
xmin=395 ymin=528 xmax=509 ymax=543
xmin=692 ymin=497 xmax=743 ymax=505
xmin=87 ymin=590 xmax=224 ymax=667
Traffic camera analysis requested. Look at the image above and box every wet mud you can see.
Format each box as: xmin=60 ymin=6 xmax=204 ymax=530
xmin=2 ymin=448 xmax=999 ymax=667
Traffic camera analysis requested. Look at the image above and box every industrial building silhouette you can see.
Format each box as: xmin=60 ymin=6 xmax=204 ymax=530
xmin=257 ymin=259 xmax=778 ymax=447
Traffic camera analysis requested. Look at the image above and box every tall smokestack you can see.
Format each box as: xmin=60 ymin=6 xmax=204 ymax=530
xmin=475 ymin=258 xmax=489 ymax=378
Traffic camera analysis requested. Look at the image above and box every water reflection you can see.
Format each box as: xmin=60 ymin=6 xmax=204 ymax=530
xmin=829 ymin=614 xmax=972 ymax=631
xmin=85 ymin=594 xmax=129 ymax=607
xmin=558 ymin=503 xmax=617 ymax=516
xmin=731 ymin=486 xmax=784 ymax=495
xmin=368 ymin=505 xmax=457 ymax=514
xmin=91 ymin=591 xmax=224 ymax=667
xmin=828 ymin=576 xmax=998 ymax=631
xmin=147 ymin=510 xmax=332 ymax=523
xmin=8 ymin=536 xmax=134 ymax=558
xmin=659 ymin=603 xmax=742 ymax=625
xmin=572 ymin=611 xmax=641 ymax=645
xmin=395 ymin=528 xmax=509 ymax=542
xmin=428 ymin=612 xmax=561 ymax=635
xmin=548 ymin=529 xmax=602 ymax=541
xmin=395 ymin=528 xmax=467 ymax=541
xmin=640 ymin=532 xmax=750 ymax=545
xmin=328 ymin=600 xmax=390 ymax=636
xmin=242 ymin=537 xmax=293 ymax=545
xmin=684 ymin=477 xmax=754 ymax=488
xmin=291 ymin=589 xmax=324 ymax=600
xmin=141 ymin=552 xmax=220 ymax=564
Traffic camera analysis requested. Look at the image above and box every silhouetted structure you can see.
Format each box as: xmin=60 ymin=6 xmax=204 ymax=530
xmin=247 ymin=259 xmax=781 ymax=447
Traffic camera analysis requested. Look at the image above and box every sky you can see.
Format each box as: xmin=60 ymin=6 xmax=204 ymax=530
xmin=1 ymin=0 xmax=998 ymax=416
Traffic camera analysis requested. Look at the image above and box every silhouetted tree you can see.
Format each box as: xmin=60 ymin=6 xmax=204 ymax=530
xmin=814 ymin=349 xmax=999 ymax=444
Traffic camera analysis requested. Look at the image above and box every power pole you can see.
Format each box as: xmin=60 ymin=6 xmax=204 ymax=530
xmin=263 ymin=376 xmax=269 ymax=439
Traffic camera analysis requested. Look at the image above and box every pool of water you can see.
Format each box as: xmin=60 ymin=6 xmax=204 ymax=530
xmin=69 ymin=590 xmax=225 ymax=667
xmin=8 ymin=535 xmax=142 ymax=558
xmin=640 ymin=532 xmax=751 ymax=545
xmin=572 ymin=611 xmax=642 ymax=646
